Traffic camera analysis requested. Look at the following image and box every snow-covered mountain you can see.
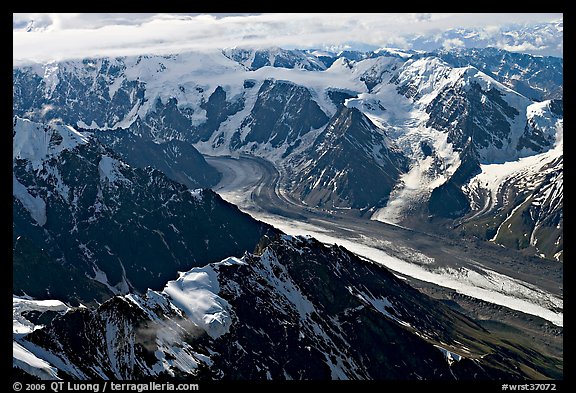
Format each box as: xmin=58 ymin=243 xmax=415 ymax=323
xmin=461 ymin=106 xmax=563 ymax=261
xmin=12 ymin=46 xmax=562 ymax=261
xmin=430 ymin=47 xmax=563 ymax=101
xmin=14 ymin=235 xmax=561 ymax=380
xmin=222 ymin=47 xmax=330 ymax=71
xmin=13 ymin=117 xmax=276 ymax=305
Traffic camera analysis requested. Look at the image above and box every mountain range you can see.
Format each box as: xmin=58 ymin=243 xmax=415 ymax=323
xmin=13 ymin=46 xmax=563 ymax=260
xmin=12 ymin=45 xmax=563 ymax=380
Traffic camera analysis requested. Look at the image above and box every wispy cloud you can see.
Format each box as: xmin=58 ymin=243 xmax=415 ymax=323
xmin=13 ymin=13 xmax=563 ymax=65
xmin=443 ymin=38 xmax=465 ymax=50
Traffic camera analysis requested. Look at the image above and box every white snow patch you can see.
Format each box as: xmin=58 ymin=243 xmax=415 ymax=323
xmin=13 ymin=341 xmax=61 ymax=380
xmin=98 ymin=155 xmax=129 ymax=185
xmin=42 ymin=62 xmax=60 ymax=98
xmin=114 ymin=101 xmax=141 ymax=129
xmin=75 ymin=119 xmax=110 ymax=130
xmin=108 ymin=76 xmax=124 ymax=100
xmin=189 ymin=189 xmax=203 ymax=201
xmin=490 ymin=199 xmax=528 ymax=242
xmin=434 ymin=344 xmax=463 ymax=366
xmin=162 ymin=261 xmax=237 ymax=339
xmin=349 ymin=287 xmax=411 ymax=327
xmin=13 ymin=296 xmax=70 ymax=337
xmin=16 ymin=340 xmax=88 ymax=379
xmin=13 ymin=117 xmax=89 ymax=170
xmin=91 ymin=266 xmax=122 ymax=295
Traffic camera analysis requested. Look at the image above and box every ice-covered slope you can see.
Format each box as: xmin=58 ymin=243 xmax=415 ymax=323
xmin=13 ymin=117 xmax=89 ymax=169
xmin=362 ymin=56 xmax=562 ymax=232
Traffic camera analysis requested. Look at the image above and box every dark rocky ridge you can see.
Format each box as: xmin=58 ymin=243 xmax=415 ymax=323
xmin=13 ymin=119 xmax=276 ymax=305
xmin=18 ymin=235 xmax=562 ymax=380
xmin=235 ymin=79 xmax=329 ymax=149
xmin=289 ymin=106 xmax=408 ymax=211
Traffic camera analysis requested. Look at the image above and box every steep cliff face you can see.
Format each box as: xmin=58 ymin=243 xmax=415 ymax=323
xmin=94 ymin=130 xmax=221 ymax=189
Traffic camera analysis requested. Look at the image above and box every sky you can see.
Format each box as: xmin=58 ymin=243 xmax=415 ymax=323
xmin=13 ymin=13 xmax=563 ymax=65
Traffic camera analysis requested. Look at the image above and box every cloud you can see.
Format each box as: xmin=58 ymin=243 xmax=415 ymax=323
xmin=135 ymin=315 xmax=204 ymax=352
xmin=14 ymin=13 xmax=204 ymax=31
xmin=499 ymin=42 xmax=545 ymax=53
xmin=13 ymin=13 xmax=563 ymax=65
xmin=413 ymin=13 xmax=432 ymax=22
xmin=443 ymin=38 xmax=465 ymax=50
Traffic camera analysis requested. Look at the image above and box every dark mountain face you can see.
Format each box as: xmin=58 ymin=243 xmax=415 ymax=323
xmin=235 ymin=79 xmax=329 ymax=149
xmin=94 ymin=129 xmax=221 ymax=189
xmin=13 ymin=118 xmax=276 ymax=305
xmin=425 ymin=80 xmax=520 ymax=154
xmin=194 ymin=85 xmax=245 ymax=143
xmin=13 ymin=59 xmax=146 ymax=128
xmin=17 ymin=235 xmax=561 ymax=380
xmin=289 ymin=106 xmax=408 ymax=211
xmin=13 ymin=232 xmax=112 ymax=305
